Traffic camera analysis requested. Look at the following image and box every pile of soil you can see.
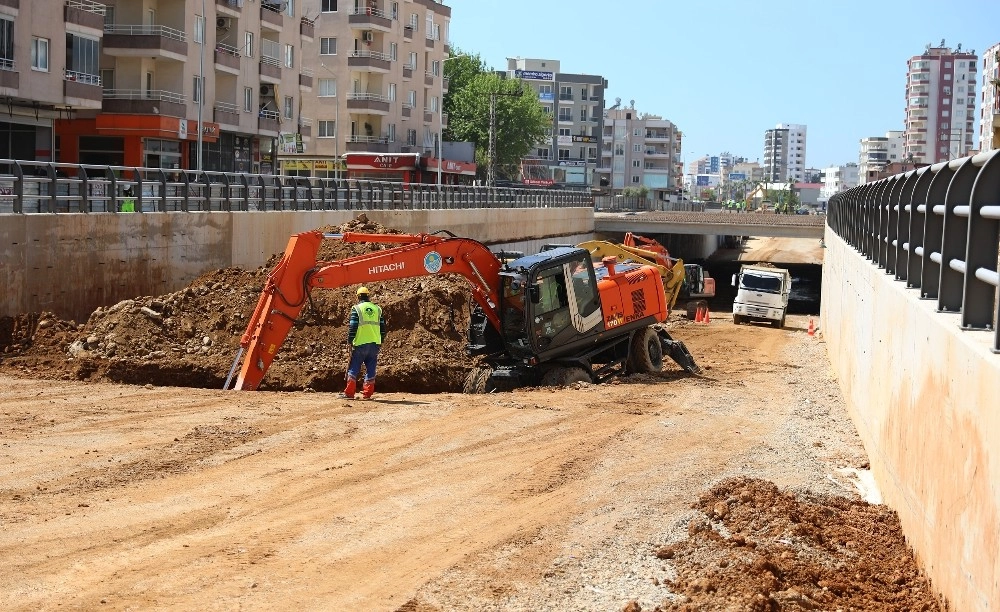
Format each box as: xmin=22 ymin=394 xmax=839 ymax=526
xmin=647 ymin=477 xmax=942 ymax=611
xmin=0 ymin=214 xmax=477 ymax=393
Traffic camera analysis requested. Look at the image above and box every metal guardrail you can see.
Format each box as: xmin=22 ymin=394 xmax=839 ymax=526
xmin=0 ymin=160 xmax=593 ymax=216
xmin=828 ymin=150 xmax=1000 ymax=353
xmin=104 ymin=24 xmax=186 ymax=42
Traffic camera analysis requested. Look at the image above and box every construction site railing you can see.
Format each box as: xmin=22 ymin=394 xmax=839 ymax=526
xmin=0 ymin=160 xmax=593 ymax=214
xmin=828 ymin=150 xmax=1000 ymax=353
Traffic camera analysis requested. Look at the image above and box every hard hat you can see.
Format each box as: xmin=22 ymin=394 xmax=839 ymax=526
xmin=356 ymin=286 xmax=370 ymax=296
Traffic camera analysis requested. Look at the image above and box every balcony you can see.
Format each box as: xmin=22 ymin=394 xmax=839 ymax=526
xmin=402 ymin=63 xmax=413 ymax=80
xmin=401 ymin=103 xmax=412 ymax=119
xmin=348 ymin=50 xmax=392 ymax=73
xmin=103 ymin=24 xmax=187 ymax=61
xmin=424 ymin=71 xmax=435 ymax=87
xmin=213 ymin=102 xmax=239 ymax=127
xmin=259 ymin=56 xmax=281 ymax=83
xmin=258 ymin=109 xmax=280 ymax=134
xmin=214 ymin=43 xmax=241 ymax=75
xmin=423 ymin=109 xmax=433 ymax=123
xmin=102 ymin=89 xmax=186 ymax=117
xmin=298 ymin=117 xmax=312 ymax=138
xmin=65 ymin=1 xmax=106 ymax=32
xmin=346 ymin=135 xmax=390 ymax=152
xmin=260 ymin=4 xmax=283 ymax=31
xmin=346 ymin=92 xmax=391 ymax=115
xmin=63 ymin=70 xmax=102 ymax=108
xmin=299 ymin=67 xmax=313 ymax=90
xmin=0 ymin=60 xmax=18 ymax=90
xmin=300 ymin=17 xmax=315 ymax=40
xmin=425 ymin=35 xmax=436 ymax=49
xmin=216 ymin=0 xmax=243 ymax=16
xmin=645 ymin=131 xmax=670 ymax=141
xmin=403 ymin=25 xmax=414 ymax=40
xmin=348 ymin=7 xmax=394 ymax=32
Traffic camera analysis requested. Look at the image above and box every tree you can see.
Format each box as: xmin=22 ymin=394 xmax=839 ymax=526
xmin=621 ymin=186 xmax=649 ymax=198
xmin=443 ymin=48 xmax=551 ymax=181
xmin=445 ymin=72 xmax=551 ymax=180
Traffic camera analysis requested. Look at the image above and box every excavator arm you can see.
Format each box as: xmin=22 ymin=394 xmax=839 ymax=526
xmin=578 ymin=240 xmax=686 ymax=313
xmin=229 ymin=230 xmax=503 ymax=390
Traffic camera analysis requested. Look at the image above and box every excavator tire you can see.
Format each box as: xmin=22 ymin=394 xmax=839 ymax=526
xmin=462 ymin=367 xmax=493 ymax=394
xmin=627 ymin=327 xmax=664 ymax=374
xmin=540 ymin=366 xmax=591 ymax=387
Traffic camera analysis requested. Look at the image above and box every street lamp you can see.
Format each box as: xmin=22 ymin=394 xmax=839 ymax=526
xmin=438 ymin=54 xmax=467 ymax=188
xmin=319 ymin=63 xmax=341 ymax=180
xmin=197 ymin=0 xmax=206 ymax=171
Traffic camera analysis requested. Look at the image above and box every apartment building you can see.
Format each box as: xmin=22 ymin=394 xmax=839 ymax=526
xmin=819 ymin=163 xmax=859 ymax=202
xmin=288 ymin=0 xmax=454 ymax=180
xmin=978 ymin=41 xmax=999 ymax=153
xmin=50 ymin=0 xmax=313 ymax=172
xmin=904 ymin=42 xmax=978 ymax=165
xmin=506 ymin=58 xmax=605 ymax=186
xmin=858 ymin=130 xmax=903 ymax=182
xmin=0 ymin=0 xmax=106 ymax=161
xmin=597 ymin=105 xmax=683 ymax=201
xmin=763 ymin=123 xmax=806 ymax=182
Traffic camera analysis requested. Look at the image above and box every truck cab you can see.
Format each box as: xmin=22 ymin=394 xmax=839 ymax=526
xmin=732 ymin=265 xmax=792 ymax=328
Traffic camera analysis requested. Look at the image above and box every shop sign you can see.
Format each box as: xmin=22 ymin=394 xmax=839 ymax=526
xmin=515 ymin=69 xmax=554 ymax=81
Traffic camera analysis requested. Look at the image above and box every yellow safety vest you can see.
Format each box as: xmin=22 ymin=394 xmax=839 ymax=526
xmin=352 ymin=302 xmax=382 ymax=346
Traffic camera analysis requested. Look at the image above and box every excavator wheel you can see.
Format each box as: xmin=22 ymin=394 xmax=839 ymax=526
xmin=462 ymin=367 xmax=493 ymax=394
xmin=626 ymin=327 xmax=664 ymax=374
xmin=540 ymin=366 xmax=591 ymax=387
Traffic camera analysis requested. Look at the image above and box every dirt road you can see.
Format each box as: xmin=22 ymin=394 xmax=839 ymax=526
xmin=0 ymin=314 xmax=939 ymax=611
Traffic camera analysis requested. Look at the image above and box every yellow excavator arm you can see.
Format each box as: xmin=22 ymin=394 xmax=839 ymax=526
xmin=576 ymin=240 xmax=686 ymax=313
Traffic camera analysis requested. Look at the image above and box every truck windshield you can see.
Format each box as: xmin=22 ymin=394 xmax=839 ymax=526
xmin=741 ymin=273 xmax=782 ymax=293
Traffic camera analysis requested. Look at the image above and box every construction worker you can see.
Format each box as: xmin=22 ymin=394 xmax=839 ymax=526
xmin=342 ymin=286 xmax=385 ymax=399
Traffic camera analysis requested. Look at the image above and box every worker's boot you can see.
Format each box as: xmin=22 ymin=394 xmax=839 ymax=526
xmin=362 ymin=380 xmax=375 ymax=399
xmin=341 ymin=377 xmax=356 ymax=399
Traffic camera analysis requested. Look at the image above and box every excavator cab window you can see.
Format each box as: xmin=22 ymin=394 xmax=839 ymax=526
xmin=501 ymin=274 xmax=531 ymax=350
xmin=528 ymin=254 xmax=598 ymax=350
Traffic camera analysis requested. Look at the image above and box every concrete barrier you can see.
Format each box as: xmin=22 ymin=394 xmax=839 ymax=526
xmin=0 ymin=208 xmax=594 ymax=323
xmin=822 ymin=228 xmax=999 ymax=611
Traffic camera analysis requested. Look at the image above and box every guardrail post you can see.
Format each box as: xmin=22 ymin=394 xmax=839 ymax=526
xmin=222 ymin=173 xmax=233 ymax=212
xmin=133 ymin=167 xmax=144 ymax=213
xmin=79 ymin=166 xmax=90 ymax=213
xmin=239 ymin=174 xmax=250 ymax=211
xmin=44 ymin=163 xmax=58 ymax=213
xmin=963 ymin=153 xmax=1000 ymax=330
xmin=937 ymin=160 xmax=976 ymax=313
xmin=157 ymin=169 xmax=168 ymax=212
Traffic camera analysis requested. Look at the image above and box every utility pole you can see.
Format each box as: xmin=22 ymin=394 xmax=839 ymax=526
xmin=485 ymin=86 xmax=522 ymax=187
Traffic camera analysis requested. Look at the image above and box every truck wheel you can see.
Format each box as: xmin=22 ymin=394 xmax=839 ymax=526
xmin=540 ymin=366 xmax=591 ymax=387
xmin=627 ymin=327 xmax=664 ymax=373
xmin=733 ymin=314 xmax=743 ymax=325
xmin=772 ymin=316 xmax=784 ymax=329
xmin=462 ymin=367 xmax=492 ymax=394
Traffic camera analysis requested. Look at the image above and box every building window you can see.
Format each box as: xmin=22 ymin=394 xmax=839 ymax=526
xmin=407 ymin=129 xmax=417 ymax=146
xmin=245 ymin=32 xmax=254 ymax=57
xmin=387 ymin=123 xmax=395 ymax=142
xmin=535 ymin=148 xmax=550 ymax=158
xmin=391 ymin=2 xmax=398 ymax=19
xmin=389 ymin=42 xmax=397 ymax=61
xmin=431 ymin=60 xmax=440 ymax=76
xmin=558 ymin=149 xmax=570 ymax=160
xmin=0 ymin=18 xmax=12 ymax=69
xmin=194 ymin=15 xmax=205 ymax=44
xmin=558 ymin=109 xmax=572 ymax=122
xmin=632 ymin=175 xmax=640 ymax=184
xmin=318 ymin=78 xmax=336 ymax=97
xmin=559 ymin=86 xmax=572 ymax=101
xmin=283 ymin=96 xmax=293 ymax=119
xmin=388 ymin=83 xmax=396 ymax=101
xmin=31 ymin=38 xmax=50 ymax=72
xmin=580 ymin=108 xmax=587 ymax=121
xmin=320 ymin=37 xmax=337 ymax=55
xmin=321 ymin=0 xmax=337 ymax=11
xmin=193 ymin=76 xmax=204 ymax=102
xmin=244 ymin=87 xmax=253 ymax=112
xmin=632 ymin=160 xmax=640 ymax=168
xmin=65 ymin=34 xmax=100 ymax=78
xmin=407 ymin=52 xmax=417 ymax=69
xmin=633 ymin=143 xmax=642 ymax=153
xmin=409 ymin=13 xmax=419 ymax=30
xmin=558 ymin=128 xmax=570 ymax=136
xmin=284 ymin=44 xmax=294 ymax=68
xmin=285 ymin=0 xmax=295 ymax=17
xmin=407 ymin=90 xmax=416 ymax=107
xmin=318 ymin=120 xmax=336 ymax=137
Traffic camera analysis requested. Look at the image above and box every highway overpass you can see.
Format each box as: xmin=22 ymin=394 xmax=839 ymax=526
xmin=595 ymin=210 xmax=826 ymax=239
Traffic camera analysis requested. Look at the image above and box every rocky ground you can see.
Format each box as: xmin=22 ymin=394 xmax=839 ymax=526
xmin=0 ymin=221 xmax=944 ymax=611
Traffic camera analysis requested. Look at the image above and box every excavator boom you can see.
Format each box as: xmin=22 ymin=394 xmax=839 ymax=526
xmin=578 ymin=240 xmax=686 ymax=313
xmin=232 ymin=230 xmax=503 ymax=390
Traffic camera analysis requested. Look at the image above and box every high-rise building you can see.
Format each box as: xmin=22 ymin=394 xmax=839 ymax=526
xmin=858 ymin=130 xmax=904 ymax=182
xmin=904 ymin=42 xmax=978 ymax=164
xmin=507 ymin=58 xmax=606 ymax=187
xmin=290 ymin=0 xmax=454 ymax=179
xmin=819 ymin=163 xmax=859 ymax=202
xmin=763 ymin=123 xmax=806 ymax=182
xmin=0 ymin=0 xmax=107 ymax=161
xmin=596 ymin=105 xmax=682 ymax=201
xmin=52 ymin=0 xmax=313 ymax=173
xmin=978 ymin=41 xmax=1000 ymax=153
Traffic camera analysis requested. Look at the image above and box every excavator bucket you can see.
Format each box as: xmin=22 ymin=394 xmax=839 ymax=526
xmin=655 ymin=326 xmax=702 ymax=375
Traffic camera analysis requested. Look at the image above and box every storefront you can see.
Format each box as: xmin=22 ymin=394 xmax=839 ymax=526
xmin=279 ymin=158 xmax=346 ymax=179
xmin=55 ymin=116 xmax=221 ymax=170
xmin=343 ymin=153 xmax=477 ymax=184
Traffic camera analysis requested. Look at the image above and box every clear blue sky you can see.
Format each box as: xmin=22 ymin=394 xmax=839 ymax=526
xmin=447 ymin=0 xmax=1000 ymax=169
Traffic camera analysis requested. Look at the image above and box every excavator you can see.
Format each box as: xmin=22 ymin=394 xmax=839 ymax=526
xmin=226 ymin=230 xmax=701 ymax=392
xmin=620 ymin=233 xmax=715 ymax=318
xmin=575 ymin=238 xmax=687 ymax=313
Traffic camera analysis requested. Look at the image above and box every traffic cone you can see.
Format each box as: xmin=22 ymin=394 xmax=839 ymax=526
xmin=703 ymin=308 xmax=710 ymax=324
xmin=694 ymin=306 xmax=703 ymax=323
xmin=808 ymin=319 xmax=815 ymax=336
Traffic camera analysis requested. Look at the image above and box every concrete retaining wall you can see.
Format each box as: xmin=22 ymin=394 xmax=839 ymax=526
xmin=822 ymin=229 xmax=999 ymax=612
xmin=0 ymin=208 xmax=593 ymax=323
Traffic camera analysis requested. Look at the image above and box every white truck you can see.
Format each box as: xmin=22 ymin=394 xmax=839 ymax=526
xmin=732 ymin=264 xmax=792 ymax=328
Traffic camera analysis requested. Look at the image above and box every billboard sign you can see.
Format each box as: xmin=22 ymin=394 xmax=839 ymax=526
xmin=571 ymin=135 xmax=596 ymax=143
xmin=696 ymin=175 xmax=709 ymax=186
xmin=728 ymin=172 xmax=747 ymax=181
xmin=515 ymin=69 xmax=554 ymax=81
xmin=538 ymin=92 xmax=554 ymax=102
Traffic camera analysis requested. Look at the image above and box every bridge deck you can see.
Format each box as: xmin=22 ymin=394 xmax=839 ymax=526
xmin=595 ymin=211 xmax=826 ymax=238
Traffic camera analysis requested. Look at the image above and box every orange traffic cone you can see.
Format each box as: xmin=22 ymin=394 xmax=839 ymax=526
xmin=808 ymin=319 xmax=815 ymax=336
xmin=703 ymin=308 xmax=710 ymax=324
xmin=694 ymin=307 xmax=703 ymax=323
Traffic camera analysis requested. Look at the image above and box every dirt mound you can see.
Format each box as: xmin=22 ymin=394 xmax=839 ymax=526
xmin=0 ymin=214 xmax=476 ymax=393
xmin=650 ymin=477 xmax=942 ymax=611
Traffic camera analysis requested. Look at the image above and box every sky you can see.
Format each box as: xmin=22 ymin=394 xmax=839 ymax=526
xmin=446 ymin=0 xmax=1000 ymax=170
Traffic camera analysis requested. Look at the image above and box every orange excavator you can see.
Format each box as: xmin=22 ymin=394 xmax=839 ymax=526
xmin=226 ymin=230 xmax=701 ymax=392
xmin=623 ymin=232 xmax=716 ymax=317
